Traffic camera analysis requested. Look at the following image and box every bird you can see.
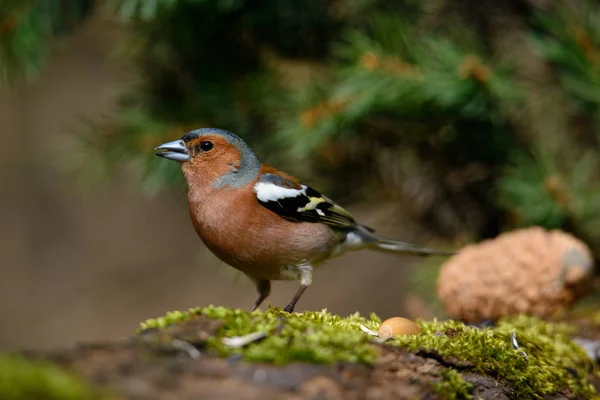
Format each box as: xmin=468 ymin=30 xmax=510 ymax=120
xmin=154 ymin=127 xmax=454 ymax=313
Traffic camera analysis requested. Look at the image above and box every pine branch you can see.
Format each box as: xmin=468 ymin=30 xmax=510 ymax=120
xmin=0 ymin=0 xmax=94 ymax=85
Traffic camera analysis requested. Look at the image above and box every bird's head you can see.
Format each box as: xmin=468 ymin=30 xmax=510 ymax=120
xmin=154 ymin=128 xmax=261 ymax=190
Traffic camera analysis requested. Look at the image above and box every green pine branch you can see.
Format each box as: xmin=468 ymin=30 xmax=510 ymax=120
xmin=0 ymin=0 xmax=93 ymax=85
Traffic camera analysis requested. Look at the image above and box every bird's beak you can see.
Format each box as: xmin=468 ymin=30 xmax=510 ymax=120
xmin=154 ymin=140 xmax=190 ymax=162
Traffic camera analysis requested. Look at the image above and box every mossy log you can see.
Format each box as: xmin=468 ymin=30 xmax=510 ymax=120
xmin=3 ymin=307 xmax=600 ymax=400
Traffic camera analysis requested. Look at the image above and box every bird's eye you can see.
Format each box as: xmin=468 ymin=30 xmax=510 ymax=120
xmin=199 ymin=141 xmax=213 ymax=151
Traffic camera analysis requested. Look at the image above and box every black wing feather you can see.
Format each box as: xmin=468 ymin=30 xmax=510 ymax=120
xmin=255 ymin=173 xmax=374 ymax=232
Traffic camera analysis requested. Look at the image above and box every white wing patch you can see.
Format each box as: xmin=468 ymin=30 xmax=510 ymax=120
xmin=254 ymin=182 xmax=306 ymax=202
xmin=344 ymin=232 xmax=364 ymax=247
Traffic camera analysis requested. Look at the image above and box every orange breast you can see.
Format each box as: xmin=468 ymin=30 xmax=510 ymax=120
xmin=188 ymin=183 xmax=337 ymax=280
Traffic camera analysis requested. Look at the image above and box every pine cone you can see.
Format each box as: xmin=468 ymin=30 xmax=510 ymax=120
xmin=436 ymin=227 xmax=594 ymax=323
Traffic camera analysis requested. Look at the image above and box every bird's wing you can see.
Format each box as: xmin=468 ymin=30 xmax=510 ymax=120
xmin=254 ymin=172 xmax=367 ymax=231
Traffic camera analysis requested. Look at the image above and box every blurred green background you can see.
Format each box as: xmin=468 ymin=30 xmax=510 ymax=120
xmin=2 ymin=0 xmax=600 ymax=350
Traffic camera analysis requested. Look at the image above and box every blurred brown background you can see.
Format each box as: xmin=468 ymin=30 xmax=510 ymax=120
xmin=0 ymin=16 xmax=436 ymax=351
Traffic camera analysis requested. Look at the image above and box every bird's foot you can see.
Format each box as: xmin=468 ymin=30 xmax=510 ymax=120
xmin=283 ymin=304 xmax=295 ymax=313
xmin=283 ymin=283 xmax=308 ymax=314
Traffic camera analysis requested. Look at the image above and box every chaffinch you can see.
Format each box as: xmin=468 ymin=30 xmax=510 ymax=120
xmin=154 ymin=128 xmax=453 ymax=313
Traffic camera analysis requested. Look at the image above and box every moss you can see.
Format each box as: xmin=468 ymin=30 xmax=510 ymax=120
xmin=391 ymin=315 xmax=595 ymax=399
xmin=140 ymin=307 xmax=596 ymax=399
xmin=0 ymin=354 xmax=102 ymax=400
xmin=434 ymin=368 xmax=472 ymax=400
xmin=140 ymin=305 xmax=382 ymax=365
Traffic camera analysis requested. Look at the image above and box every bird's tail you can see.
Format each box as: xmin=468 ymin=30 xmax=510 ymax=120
xmin=364 ymin=232 xmax=455 ymax=257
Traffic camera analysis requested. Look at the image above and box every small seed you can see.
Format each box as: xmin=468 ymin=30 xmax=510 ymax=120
xmin=378 ymin=317 xmax=421 ymax=339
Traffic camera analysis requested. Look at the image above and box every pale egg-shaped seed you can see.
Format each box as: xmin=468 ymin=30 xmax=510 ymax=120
xmin=378 ymin=317 xmax=421 ymax=339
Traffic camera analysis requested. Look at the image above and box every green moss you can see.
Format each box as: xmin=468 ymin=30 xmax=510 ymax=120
xmin=140 ymin=307 xmax=596 ymax=399
xmin=391 ymin=315 xmax=595 ymax=399
xmin=0 ymin=354 xmax=102 ymax=400
xmin=140 ymin=305 xmax=382 ymax=365
xmin=434 ymin=368 xmax=472 ymax=400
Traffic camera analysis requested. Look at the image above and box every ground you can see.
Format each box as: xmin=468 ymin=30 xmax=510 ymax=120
xmin=4 ymin=306 xmax=600 ymax=400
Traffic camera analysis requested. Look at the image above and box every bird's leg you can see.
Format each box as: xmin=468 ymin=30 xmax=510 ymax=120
xmin=250 ymin=279 xmax=271 ymax=311
xmin=283 ymin=264 xmax=312 ymax=313
xmin=284 ymin=284 xmax=308 ymax=313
